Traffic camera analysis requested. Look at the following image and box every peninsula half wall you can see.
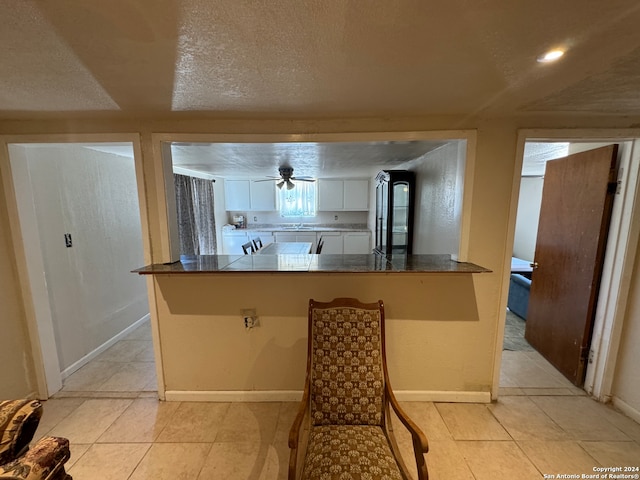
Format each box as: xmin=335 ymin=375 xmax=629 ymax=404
xmin=136 ymin=254 xmax=492 ymax=403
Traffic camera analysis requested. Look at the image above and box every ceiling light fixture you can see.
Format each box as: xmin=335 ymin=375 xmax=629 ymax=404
xmin=537 ymin=49 xmax=565 ymax=63
xmin=277 ymin=179 xmax=295 ymax=190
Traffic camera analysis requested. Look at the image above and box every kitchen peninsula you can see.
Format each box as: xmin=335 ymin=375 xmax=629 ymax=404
xmin=134 ymin=253 xmax=490 ymax=274
xmin=135 ymin=253 xmax=493 ymax=403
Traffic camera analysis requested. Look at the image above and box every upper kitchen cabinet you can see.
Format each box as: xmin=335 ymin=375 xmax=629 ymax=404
xmin=374 ymin=170 xmax=415 ymax=255
xmin=224 ymin=179 xmax=276 ymax=211
xmin=317 ymin=179 xmax=369 ymax=211
xmin=250 ymin=180 xmax=277 ymax=210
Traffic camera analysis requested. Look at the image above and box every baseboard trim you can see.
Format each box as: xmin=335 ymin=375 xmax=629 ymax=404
xmin=611 ymin=396 xmax=640 ymax=424
xmin=394 ymin=390 xmax=492 ymax=403
xmin=163 ymin=389 xmax=491 ymax=403
xmin=60 ymin=314 xmax=151 ymax=379
xmin=164 ymin=390 xmax=303 ymax=402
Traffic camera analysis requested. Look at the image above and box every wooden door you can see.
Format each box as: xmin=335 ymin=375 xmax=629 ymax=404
xmin=524 ymin=145 xmax=618 ymax=385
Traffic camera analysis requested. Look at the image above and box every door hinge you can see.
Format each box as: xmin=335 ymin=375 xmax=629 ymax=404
xmin=607 ymin=181 xmax=619 ymax=194
xmin=614 ymin=166 xmax=624 ymax=194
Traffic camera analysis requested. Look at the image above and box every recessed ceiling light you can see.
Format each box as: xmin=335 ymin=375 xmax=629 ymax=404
xmin=537 ymin=49 xmax=565 ymax=63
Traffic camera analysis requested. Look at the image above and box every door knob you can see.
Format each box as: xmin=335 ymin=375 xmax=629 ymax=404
xmin=530 ymin=262 xmax=539 ymax=270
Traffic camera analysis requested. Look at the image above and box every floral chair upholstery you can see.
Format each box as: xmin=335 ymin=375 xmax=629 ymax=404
xmin=289 ymin=298 xmax=429 ymax=480
xmin=0 ymin=399 xmax=72 ymax=480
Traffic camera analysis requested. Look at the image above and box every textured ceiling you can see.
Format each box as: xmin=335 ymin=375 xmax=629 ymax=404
xmin=1 ymin=0 xmax=640 ymax=119
xmin=170 ymin=141 xmax=448 ymax=177
xmin=26 ymin=140 xmax=566 ymax=178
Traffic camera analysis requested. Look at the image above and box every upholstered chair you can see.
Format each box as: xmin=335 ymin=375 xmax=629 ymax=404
xmin=289 ymin=298 xmax=429 ymax=480
xmin=0 ymin=399 xmax=72 ymax=480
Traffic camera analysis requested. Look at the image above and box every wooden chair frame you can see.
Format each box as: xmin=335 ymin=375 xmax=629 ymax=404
xmin=288 ymin=297 xmax=429 ymax=480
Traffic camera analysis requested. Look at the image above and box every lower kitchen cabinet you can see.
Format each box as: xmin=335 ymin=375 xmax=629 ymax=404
xmin=317 ymin=232 xmax=343 ymax=254
xmin=248 ymin=231 xmax=274 ymax=248
xmin=274 ymin=232 xmax=317 ymax=252
xmin=343 ymin=232 xmax=372 ymax=254
xmin=221 ymin=231 xmax=249 ymax=254
xmin=223 ymin=229 xmax=372 ymax=255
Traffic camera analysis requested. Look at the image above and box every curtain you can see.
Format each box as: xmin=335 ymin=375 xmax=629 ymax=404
xmin=174 ymin=174 xmax=217 ymax=255
xmin=279 ymin=181 xmax=317 ymax=217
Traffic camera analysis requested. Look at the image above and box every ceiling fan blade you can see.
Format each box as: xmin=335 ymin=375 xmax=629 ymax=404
xmin=292 ymin=177 xmax=316 ymax=182
xmin=254 ymin=177 xmax=280 ymax=182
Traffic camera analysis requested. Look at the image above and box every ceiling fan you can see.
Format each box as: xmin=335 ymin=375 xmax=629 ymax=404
xmin=254 ymin=167 xmax=316 ymax=190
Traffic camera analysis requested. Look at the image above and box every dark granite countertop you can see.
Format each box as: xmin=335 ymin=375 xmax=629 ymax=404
xmin=133 ymin=254 xmax=491 ymax=275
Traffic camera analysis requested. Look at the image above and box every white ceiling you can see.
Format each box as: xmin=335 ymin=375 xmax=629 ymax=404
xmin=521 ymin=143 xmax=570 ymax=176
xmin=86 ymin=139 xmax=567 ymax=178
xmin=1 ymin=1 xmax=640 ymax=120
xmin=169 ymin=140 xmax=448 ymax=178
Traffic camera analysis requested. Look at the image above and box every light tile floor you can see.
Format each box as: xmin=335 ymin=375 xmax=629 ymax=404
xmin=36 ymin=318 xmax=639 ymax=479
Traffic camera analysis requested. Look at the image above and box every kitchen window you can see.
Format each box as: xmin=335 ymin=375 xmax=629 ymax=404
xmin=279 ymin=181 xmax=317 ymax=217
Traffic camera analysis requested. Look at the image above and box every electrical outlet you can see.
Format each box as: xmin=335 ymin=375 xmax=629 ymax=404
xmin=244 ymin=316 xmax=258 ymax=329
xmin=241 ymin=308 xmax=258 ymax=329
xmin=334 ymin=215 xmax=338 ymax=221
xmin=253 ymin=216 xmax=258 ymax=221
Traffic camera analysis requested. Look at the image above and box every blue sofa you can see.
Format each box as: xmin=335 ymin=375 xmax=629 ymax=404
xmin=508 ymin=273 xmax=531 ymax=319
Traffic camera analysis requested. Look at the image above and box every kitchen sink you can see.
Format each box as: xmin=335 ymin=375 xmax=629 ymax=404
xmin=282 ymin=226 xmax=314 ymax=230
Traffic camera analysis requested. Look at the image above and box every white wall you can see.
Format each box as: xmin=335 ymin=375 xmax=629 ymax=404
xmin=22 ymin=144 xmax=149 ymax=371
xmin=408 ymin=141 xmax=464 ymax=254
xmin=612 ymin=245 xmax=640 ymax=416
xmin=213 ymin=176 xmax=227 ymax=253
xmin=512 ymin=177 xmax=544 ymax=261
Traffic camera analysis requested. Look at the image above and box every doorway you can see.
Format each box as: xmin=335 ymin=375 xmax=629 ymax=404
xmin=505 ymin=136 xmax=640 ymax=399
xmin=3 ymin=138 xmax=151 ymax=398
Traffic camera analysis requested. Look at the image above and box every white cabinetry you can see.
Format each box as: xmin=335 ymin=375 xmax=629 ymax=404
xmin=318 ymin=179 xmax=369 ymax=211
xmin=221 ymin=230 xmax=249 ymax=254
xmin=343 ymin=232 xmax=372 ymax=254
xmin=224 ymin=229 xmax=371 ymax=255
xmin=343 ymin=180 xmax=369 ymax=210
xmin=318 ymin=180 xmax=344 ymax=210
xmin=224 ymin=180 xmax=276 ymax=211
xmin=250 ymin=181 xmax=276 ymax=211
xmin=249 ymin=231 xmax=274 ymax=247
xmin=318 ymin=232 xmax=343 ymax=254
xmin=274 ymin=232 xmax=317 ymax=252
xmin=224 ymin=180 xmax=251 ymax=211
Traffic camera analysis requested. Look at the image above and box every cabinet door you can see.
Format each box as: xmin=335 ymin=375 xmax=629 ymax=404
xmin=221 ymin=232 xmax=249 ymax=254
xmin=318 ymin=232 xmax=343 ymax=254
xmin=274 ymin=232 xmax=298 ymax=243
xmin=343 ymin=180 xmax=369 ymax=210
xmin=344 ymin=232 xmax=371 ymax=254
xmin=224 ymin=180 xmax=251 ymax=210
xmin=250 ymin=181 xmax=276 ymax=211
xmin=295 ymin=233 xmax=317 ymax=252
xmin=249 ymin=231 xmax=275 ymax=247
xmin=318 ymin=180 xmax=344 ymax=210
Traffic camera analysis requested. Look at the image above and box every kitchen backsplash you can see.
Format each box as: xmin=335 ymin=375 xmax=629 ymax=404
xmin=227 ymin=210 xmax=368 ymax=227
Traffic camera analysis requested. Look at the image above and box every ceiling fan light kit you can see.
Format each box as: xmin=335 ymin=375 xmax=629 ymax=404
xmin=277 ymin=179 xmax=296 ymax=190
xmin=257 ymin=166 xmax=316 ymax=189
